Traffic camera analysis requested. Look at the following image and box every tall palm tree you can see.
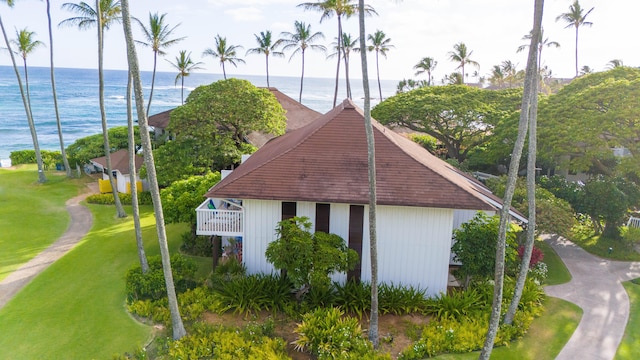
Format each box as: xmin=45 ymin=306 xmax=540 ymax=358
xmin=556 ymin=0 xmax=594 ymax=78
xmin=447 ymin=42 xmax=479 ymax=84
xmin=606 ymin=59 xmax=623 ymax=69
xmin=135 ymin=12 xmax=185 ymax=117
xmin=328 ymin=33 xmax=358 ymax=99
xmin=60 ymin=0 xmax=127 ymax=218
xmin=356 ymin=0 xmax=379 ymax=347
xmin=279 ymin=21 xmax=326 ymax=102
xmin=246 ymin=30 xmax=284 ymax=88
xmin=1 ymin=1 xmax=46 ymax=183
xmin=579 ymin=65 xmax=592 ymax=75
xmin=413 ymin=57 xmax=437 ymax=86
xmin=479 ymin=0 xmax=543 ymax=358
xmin=119 ymin=0 xmax=186 ymax=340
xmin=202 ymin=34 xmax=245 ymax=80
xmin=488 ymin=64 xmax=506 ymax=88
xmin=298 ymin=0 xmax=376 ymax=107
xmin=166 ymin=50 xmax=203 ymax=104
xmin=45 ymin=0 xmax=72 ymax=177
xmin=367 ymin=29 xmax=393 ymax=101
xmin=517 ymin=28 xmax=559 ymax=72
xmin=11 ymin=28 xmax=44 ymax=115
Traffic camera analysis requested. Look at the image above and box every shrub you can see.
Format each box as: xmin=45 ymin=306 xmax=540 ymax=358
xmin=293 ymin=307 xmax=389 ymax=360
xmin=86 ymin=192 xmax=153 ymax=205
xmin=334 ymin=280 xmax=371 ymax=317
xmin=424 ymin=288 xmax=485 ymax=320
xmin=211 ymin=256 xmax=246 ymax=283
xmin=10 ymin=149 xmax=62 ymax=168
xmin=379 ymin=283 xmax=428 ymax=315
xmin=211 ymin=274 xmax=293 ymax=315
xmin=180 ymin=232 xmax=213 ymax=257
xmin=125 ymin=254 xmax=198 ymax=302
xmin=517 ymin=245 xmax=544 ymax=267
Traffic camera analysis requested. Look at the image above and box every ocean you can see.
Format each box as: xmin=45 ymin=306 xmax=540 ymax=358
xmin=0 ymin=65 xmax=398 ymax=161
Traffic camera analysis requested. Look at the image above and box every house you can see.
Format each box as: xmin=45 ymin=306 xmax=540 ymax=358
xmin=147 ymin=87 xmax=322 ymax=147
xmin=89 ymin=149 xmax=148 ymax=194
xmin=195 ymin=99 xmax=525 ymax=296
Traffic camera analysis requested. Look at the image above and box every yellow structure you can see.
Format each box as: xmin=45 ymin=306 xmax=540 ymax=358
xmin=126 ymin=181 xmax=143 ymax=194
xmin=98 ymin=179 xmax=112 ymax=193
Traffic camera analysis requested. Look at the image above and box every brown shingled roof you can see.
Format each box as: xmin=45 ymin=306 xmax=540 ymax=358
xmin=91 ymin=149 xmax=144 ymax=175
xmin=205 ymin=99 xmax=497 ymax=211
xmin=147 ymin=109 xmax=172 ymax=129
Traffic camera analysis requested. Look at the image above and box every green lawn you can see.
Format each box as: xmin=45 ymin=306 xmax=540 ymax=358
xmin=0 ymin=165 xmax=90 ymax=281
xmin=570 ymin=233 xmax=640 ymax=261
xmin=539 ymin=239 xmax=572 ymax=286
xmin=616 ymin=280 xmax=640 ymax=359
xmin=0 ymin=201 xmax=189 ymax=359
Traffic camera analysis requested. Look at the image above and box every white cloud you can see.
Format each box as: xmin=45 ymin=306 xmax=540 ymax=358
xmin=224 ymin=7 xmax=264 ymax=22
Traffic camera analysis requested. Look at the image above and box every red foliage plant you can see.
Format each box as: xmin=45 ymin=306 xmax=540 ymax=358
xmin=518 ymin=245 xmax=544 ymax=268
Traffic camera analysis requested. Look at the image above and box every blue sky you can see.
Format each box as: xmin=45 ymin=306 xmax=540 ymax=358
xmin=0 ymin=0 xmax=635 ymax=82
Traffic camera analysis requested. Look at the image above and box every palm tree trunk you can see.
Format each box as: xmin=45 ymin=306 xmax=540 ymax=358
xmin=332 ymin=16 xmax=343 ymax=108
xmin=574 ymin=26 xmax=579 ymax=78
xmin=23 ymin=60 xmax=33 ymax=117
xmin=127 ymin=71 xmax=149 ymax=274
xmin=375 ymin=51 xmax=382 ymax=101
xmin=96 ymin=0 xmax=126 ymax=218
xmin=358 ymin=0 xmax=378 ymax=348
xmin=120 ymin=0 xmax=186 ymax=340
xmin=345 ymin=54 xmax=352 ymax=99
xmin=299 ymin=50 xmax=305 ymax=103
xmin=180 ymin=75 xmax=185 ymax=105
xmin=46 ymin=0 xmax=71 ymax=177
xmin=265 ymin=54 xmax=270 ymax=88
xmin=145 ymin=51 xmax=157 ymax=117
xmin=1 ymin=14 xmax=46 ymax=183
xmin=479 ymin=1 xmax=543 ymax=358
xmin=222 ymin=61 xmax=227 ymax=80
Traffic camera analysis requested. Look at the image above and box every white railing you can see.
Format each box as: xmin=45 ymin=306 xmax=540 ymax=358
xmin=196 ymin=199 xmax=244 ymax=237
xmin=627 ymin=216 xmax=640 ymax=228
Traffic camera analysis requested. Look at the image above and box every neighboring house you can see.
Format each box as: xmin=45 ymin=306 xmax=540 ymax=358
xmin=89 ymin=149 xmax=148 ymax=194
xmin=195 ymin=99 xmax=525 ymax=296
xmin=147 ymin=88 xmax=322 ymax=147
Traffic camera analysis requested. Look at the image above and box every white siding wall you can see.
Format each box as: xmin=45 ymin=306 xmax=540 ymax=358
xmin=297 ymin=201 xmax=315 ymax=225
xmin=329 ymin=204 xmax=350 ymax=283
xmin=243 ymin=199 xmax=280 ymax=275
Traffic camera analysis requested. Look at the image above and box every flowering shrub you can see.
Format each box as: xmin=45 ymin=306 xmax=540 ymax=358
xmin=518 ymin=245 xmax=544 ymax=267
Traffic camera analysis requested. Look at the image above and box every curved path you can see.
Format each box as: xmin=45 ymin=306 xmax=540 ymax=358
xmin=544 ymin=234 xmax=640 ymax=360
xmin=0 ymin=183 xmax=96 ymax=311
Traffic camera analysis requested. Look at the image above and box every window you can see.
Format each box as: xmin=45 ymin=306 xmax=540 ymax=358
xmin=315 ymin=203 xmax=330 ymax=233
xmin=282 ymin=202 xmax=297 ymax=220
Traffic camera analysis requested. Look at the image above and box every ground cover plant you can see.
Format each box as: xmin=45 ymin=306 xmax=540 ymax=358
xmin=616 ymin=280 xmax=640 ymax=359
xmin=0 ymin=165 xmax=89 ymax=281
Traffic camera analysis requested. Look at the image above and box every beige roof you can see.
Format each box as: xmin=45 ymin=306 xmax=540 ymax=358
xmin=90 ymin=149 xmax=144 ymax=175
xmin=206 ymin=99 xmax=502 ymax=211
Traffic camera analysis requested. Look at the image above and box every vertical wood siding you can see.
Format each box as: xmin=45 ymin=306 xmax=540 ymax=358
xmin=243 ymin=199 xmax=280 ymax=275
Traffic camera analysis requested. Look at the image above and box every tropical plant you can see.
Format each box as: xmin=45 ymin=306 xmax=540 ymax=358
xmin=1 ymin=1 xmax=47 ymax=183
xmin=246 ymin=30 xmax=283 ymax=87
xmin=328 ymin=32 xmax=359 ymax=99
xmin=11 ymin=28 xmax=44 ymax=136
xmin=413 ymin=56 xmax=437 ymax=86
xmin=556 ymin=0 xmax=594 ymax=77
xmin=60 ymin=0 xmax=126 ymax=217
xmin=134 ymin=12 xmax=185 ymax=116
xmin=367 ymin=29 xmax=393 ymax=101
xmin=166 ymin=50 xmax=203 ymax=105
xmin=579 ymin=65 xmax=592 ymax=75
xmin=517 ymin=27 xmax=560 ymax=72
xmin=447 ymin=42 xmax=479 ymax=84
xmin=120 ymin=0 xmax=187 ymax=339
xmin=202 ymin=34 xmax=244 ymax=80
xmin=298 ymin=0 xmax=376 ymax=107
xmin=606 ymin=59 xmax=624 ymax=69
xmin=279 ymin=20 xmax=326 ymax=102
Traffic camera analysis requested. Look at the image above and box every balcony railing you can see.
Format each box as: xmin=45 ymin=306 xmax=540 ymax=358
xmin=196 ymin=199 xmax=244 ymax=237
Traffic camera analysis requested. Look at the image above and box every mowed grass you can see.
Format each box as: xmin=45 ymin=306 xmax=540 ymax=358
xmin=0 ymin=165 xmax=90 ymax=281
xmin=435 ymin=297 xmax=582 ymax=360
xmin=571 ymin=233 xmax=640 ymax=261
xmin=539 ymin=239 xmax=572 ymax=286
xmin=617 ymin=280 xmax=640 ymax=359
xmin=0 ymin=201 xmax=189 ymax=359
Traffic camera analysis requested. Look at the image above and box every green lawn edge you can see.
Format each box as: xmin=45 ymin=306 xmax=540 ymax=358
xmin=616 ymin=280 xmax=640 ymax=359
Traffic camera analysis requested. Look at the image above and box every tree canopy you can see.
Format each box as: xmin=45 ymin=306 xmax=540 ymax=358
xmin=372 ymin=85 xmax=522 ymax=163
xmin=65 ymin=125 xmax=140 ymax=166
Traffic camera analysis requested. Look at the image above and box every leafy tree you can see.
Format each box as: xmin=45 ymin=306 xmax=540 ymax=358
xmin=161 ymin=172 xmax=221 ymax=238
xmin=202 ymin=34 xmax=244 ymax=80
xmin=166 ymin=50 xmax=203 ymax=105
xmin=372 ymin=85 xmax=522 ymax=163
xmin=582 ymin=176 xmax=636 ymax=239
xmin=135 ymin=12 xmax=185 ymax=116
xmin=556 ymin=0 xmax=594 ymax=77
xmin=279 ymin=20 xmax=326 ymax=102
xmin=413 ymin=57 xmax=437 ymax=86
xmin=246 ymin=30 xmax=284 ymax=88
xmin=265 ymin=217 xmax=358 ymax=299
xmin=447 ymin=42 xmax=479 ymax=84
xmin=367 ymin=29 xmax=393 ymax=101
xmin=66 ymin=125 xmax=139 ymax=166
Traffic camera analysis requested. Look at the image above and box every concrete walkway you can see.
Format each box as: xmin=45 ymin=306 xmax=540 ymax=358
xmin=544 ymin=234 xmax=640 ymax=360
xmin=0 ymin=183 xmax=96 ymax=311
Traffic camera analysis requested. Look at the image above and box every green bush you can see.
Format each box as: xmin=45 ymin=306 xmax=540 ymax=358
xmin=180 ymin=232 xmax=213 ymax=257
xmin=424 ymin=288 xmax=485 ymax=320
xmin=211 ymin=257 xmax=246 ymax=283
xmin=293 ymin=307 xmax=389 ymax=360
xmin=10 ymin=149 xmax=63 ymax=169
xmin=379 ymin=283 xmax=427 ymax=315
xmin=86 ymin=192 xmax=153 ymax=205
xmin=623 ymin=226 xmax=640 ymax=248
xmin=211 ymin=274 xmax=293 ymax=315
xmin=125 ymin=254 xmax=198 ymax=302
xmin=334 ymin=280 xmax=371 ymax=317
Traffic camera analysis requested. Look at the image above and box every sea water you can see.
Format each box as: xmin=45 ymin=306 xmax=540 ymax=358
xmin=0 ymin=65 xmax=398 ymax=161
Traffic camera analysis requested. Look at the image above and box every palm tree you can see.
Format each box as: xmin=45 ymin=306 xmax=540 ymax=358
xmin=517 ymin=28 xmax=560 ymax=72
xmin=45 ymin=0 xmax=72 ymax=177
xmin=119 ymin=0 xmax=186 ymax=340
xmin=135 ymin=12 xmax=185 ymax=117
xmin=202 ymin=34 xmax=245 ymax=80
xmin=60 ymin=0 xmax=127 ymax=218
xmin=166 ymin=50 xmax=203 ymax=104
xmin=246 ymin=30 xmax=283 ymax=88
xmin=1 ymin=1 xmax=46 ymax=183
xmin=480 ymin=0 xmax=543 ymax=358
xmin=579 ymin=65 xmax=592 ymax=75
xmin=447 ymin=42 xmax=479 ymax=84
xmin=488 ymin=64 xmax=506 ymax=88
xmin=413 ymin=57 xmax=437 ymax=86
xmin=556 ymin=0 xmax=594 ymax=77
xmin=11 ymin=28 xmax=44 ymax=116
xmin=328 ymin=33 xmax=358 ymax=99
xmin=279 ymin=21 xmax=326 ymax=102
xmin=367 ymin=29 xmax=393 ymax=101
xmin=298 ymin=0 xmax=376 ymax=107
xmin=606 ymin=59 xmax=623 ymax=69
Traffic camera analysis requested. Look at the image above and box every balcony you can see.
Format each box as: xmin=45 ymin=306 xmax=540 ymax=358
xmin=196 ymin=198 xmax=244 ymax=237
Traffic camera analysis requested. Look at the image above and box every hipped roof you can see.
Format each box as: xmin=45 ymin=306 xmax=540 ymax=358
xmin=147 ymin=109 xmax=172 ymax=129
xmin=206 ymin=99 xmax=504 ymax=212
xmin=91 ymin=149 xmax=144 ymax=175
